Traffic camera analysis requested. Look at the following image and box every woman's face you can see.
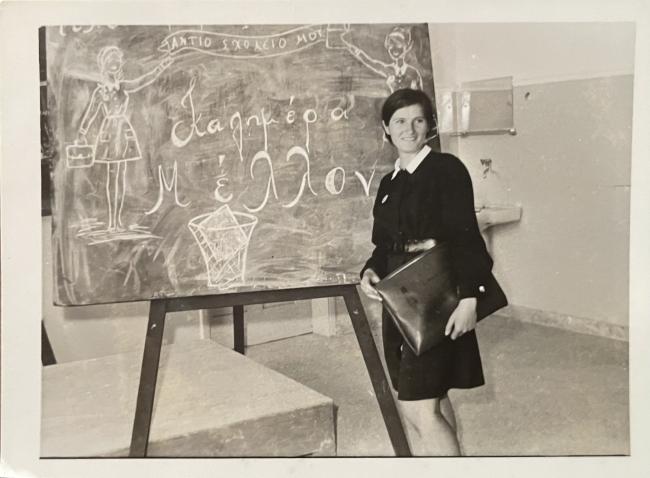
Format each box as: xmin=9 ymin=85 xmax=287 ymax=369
xmin=386 ymin=36 xmax=407 ymax=60
xmin=103 ymin=52 xmax=123 ymax=77
xmin=383 ymin=103 xmax=429 ymax=157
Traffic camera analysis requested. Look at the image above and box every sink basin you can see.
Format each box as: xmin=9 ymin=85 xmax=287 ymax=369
xmin=475 ymin=205 xmax=522 ymax=232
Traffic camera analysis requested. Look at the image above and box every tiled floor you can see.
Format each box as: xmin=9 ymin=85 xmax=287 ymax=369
xmin=245 ymin=315 xmax=629 ymax=456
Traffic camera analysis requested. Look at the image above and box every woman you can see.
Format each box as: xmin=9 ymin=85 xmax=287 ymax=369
xmin=360 ymin=88 xmax=493 ymax=456
xmin=342 ymin=25 xmax=424 ymax=93
xmin=76 ymin=45 xmax=173 ymax=232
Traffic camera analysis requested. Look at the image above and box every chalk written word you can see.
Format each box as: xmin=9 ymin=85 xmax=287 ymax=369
xmin=242 ymin=146 xmax=377 ymax=213
xmin=171 ymin=77 xmax=354 ymax=157
xmin=160 ymin=24 xmax=345 ymax=59
xmin=168 ymin=77 xmax=375 ymax=212
xmin=171 ymin=76 xmax=243 ymax=163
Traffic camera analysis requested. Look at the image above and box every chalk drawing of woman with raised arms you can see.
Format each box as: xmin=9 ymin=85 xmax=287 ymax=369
xmin=74 ymin=46 xmax=173 ymax=233
xmin=341 ymin=26 xmax=423 ymax=92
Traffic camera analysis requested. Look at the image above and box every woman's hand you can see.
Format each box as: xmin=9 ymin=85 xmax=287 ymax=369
xmin=445 ymin=297 xmax=477 ymax=340
xmin=360 ymin=269 xmax=382 ymax=301
xmin=405 ymin=238 xmax=436 ymax=253
xmin=157 ymin=55 xmax=174 ymax=72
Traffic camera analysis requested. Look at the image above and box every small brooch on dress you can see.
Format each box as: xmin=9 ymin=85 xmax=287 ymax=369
xmin=381 ymin=194 xmax=389 ymax=204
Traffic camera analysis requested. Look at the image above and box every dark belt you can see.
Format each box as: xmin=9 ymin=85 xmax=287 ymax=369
xmin=388 ymin=238 xmax=437 ymax=253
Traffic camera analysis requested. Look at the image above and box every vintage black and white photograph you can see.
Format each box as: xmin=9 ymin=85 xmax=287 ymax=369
xmin=2 ymin=1 xmax=650 ymax=477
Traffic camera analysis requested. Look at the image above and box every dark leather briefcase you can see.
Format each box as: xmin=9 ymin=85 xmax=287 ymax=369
xmin=375 ymin=243 xmax=508 ymax=356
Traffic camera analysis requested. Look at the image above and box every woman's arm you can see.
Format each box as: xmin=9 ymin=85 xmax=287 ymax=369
xmin=359 ymin=176 xmax=391 ymax=301
xmin=360 ymin=242 xmax=389 ymax=281
xmin=359 ymin=229 xmax=390 ymax=302
xmin=341 ymin=35 xmax=390 ymax=79
xmin=78 ymin=85 xmax=103 ymax=137
xmin=439 ymin=154 xmax=493 ymax=299
xmin=438 ymin=155 xmax=493 ymax=338
xmin=122 ymin=55 xmax=173 ymax=93
xmin=360 ymin=177 xmax=391 ymax=280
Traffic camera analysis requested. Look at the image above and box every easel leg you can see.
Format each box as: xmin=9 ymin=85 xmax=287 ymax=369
xmin=342 ymin=287 xmax=411 ymax=457
xmin=129 ymin=299 xmax=167 ymax=457
xmin=233 ymin=305 xmax=245 ymax=354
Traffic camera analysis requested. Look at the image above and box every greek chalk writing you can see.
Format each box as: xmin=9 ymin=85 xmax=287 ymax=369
xmin=354 ymin=169 xmax=376 ymax=196
xmin=329 ymin=93 xmax=355 ymax=121
xmin=145 ymin=161 xmax=191 ymax=215
xmin=243 ymin=150 xmax=279 ymax=213
xmin=302 ymin=108 xmax=318 ymax=152
xmin=170 ymin=78 xmax=353 ymax=164
xmin=160 ymin=25 xmax=330 ymax=59
xmin=230 ymin=112 xmax=244 ymax=162
xmin=171 ymin=76 xmax=204 ymax=148
xmin=171 ymin=77 xmax=244 ymax=161
xmin=246 ymin=108 xmax=278 ymax=152
xmin=283 ymin=146 xmax=317 ymax=208
xmin=206 ymin=117 xmax=226 ymax=134
xmin=295 ymin=27 xmax=325 ymax=47
xmin=325 ymin=167 xmax=346 ymax=195
xmin=286 ymin=96 xmax=297 ymax=124
xmin=214 ymin=175 xmax=233 ymax=203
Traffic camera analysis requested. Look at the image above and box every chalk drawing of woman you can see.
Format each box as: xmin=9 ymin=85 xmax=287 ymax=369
xmin=341 ymin=26 xmax=423 ymax=93
xmin=76 ymin=46 xmax=173 ymax=233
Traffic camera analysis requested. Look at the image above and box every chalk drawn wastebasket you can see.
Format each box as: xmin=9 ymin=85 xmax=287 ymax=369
xmin=188 ymin=205 xmax=258 ymax=289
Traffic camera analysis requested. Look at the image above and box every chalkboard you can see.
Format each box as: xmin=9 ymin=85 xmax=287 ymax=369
xmin=45 ymin=24 xmax=438 ymax=306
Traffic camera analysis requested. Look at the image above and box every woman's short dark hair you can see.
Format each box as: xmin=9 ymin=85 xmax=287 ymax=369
xmin=381 ymin=88 xmax=436 ymax=144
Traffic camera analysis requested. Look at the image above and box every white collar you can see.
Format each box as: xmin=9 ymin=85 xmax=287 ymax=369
xmin=391 ymin=144 xmax=432 ymax=180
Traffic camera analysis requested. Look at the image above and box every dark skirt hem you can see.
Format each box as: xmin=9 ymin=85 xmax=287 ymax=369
xmin=393 ymin=380 xmax=486 ymax=401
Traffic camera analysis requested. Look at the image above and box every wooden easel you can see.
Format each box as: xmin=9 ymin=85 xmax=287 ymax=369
xmin=128 ymin=284 xmax=411 ymax=457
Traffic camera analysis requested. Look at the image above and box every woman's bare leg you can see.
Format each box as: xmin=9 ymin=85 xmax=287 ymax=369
xmin=396 ymin=398 xmax=460 ymax=456
xmin=438 ymin=393 xmax=465 ymax=455
xmin=438 ymin=393 xmax=457 ymax=431
xmin=116 ymin=161 xmax=127 ymax=230
xmin=106 ymin=163 xmax=115 ymax=231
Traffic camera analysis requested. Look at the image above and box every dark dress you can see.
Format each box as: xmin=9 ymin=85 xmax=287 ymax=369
xmin=361 ymin=150 xmax=493 ymax=401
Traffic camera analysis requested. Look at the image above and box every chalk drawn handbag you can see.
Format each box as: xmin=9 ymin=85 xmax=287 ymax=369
xmin=65 ymin=140 xmax=95 ymax=168
xmin=375 ymin=242 xmax=508 ymax=356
